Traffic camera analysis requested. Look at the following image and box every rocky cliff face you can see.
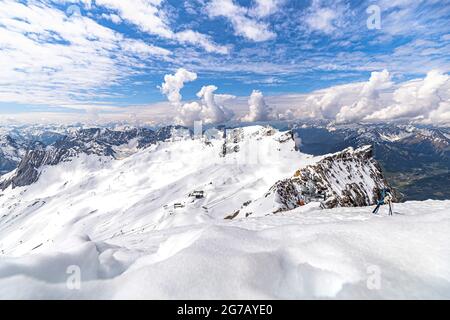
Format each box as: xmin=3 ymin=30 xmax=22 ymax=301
xmin=0 ymin=147 xmax=77 ymax=190
xmin=0 ymin=135 xmax=27 ymax=175
xmin=273 ymin=146 xmax=396 ymax=209
xmin=233 ymin=145 xmax=397 ymax=217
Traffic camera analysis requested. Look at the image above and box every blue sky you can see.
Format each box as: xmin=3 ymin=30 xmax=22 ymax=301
xmin=0 ymin=0 xmax=449 ymax=124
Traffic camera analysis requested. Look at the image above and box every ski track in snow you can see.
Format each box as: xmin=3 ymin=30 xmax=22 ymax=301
xmin=0 ymin=126 xmax=449 ymax=299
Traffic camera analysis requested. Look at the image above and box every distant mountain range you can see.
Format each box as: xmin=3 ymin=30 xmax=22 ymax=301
xmin=0 ymin=126 xmax=187 ymax=189
xmin=1 ymin=123 xmax=448 ymax=300
xmin=1 ymin=125 xmax=391 ymax=240
xmin=292 ymin=123 xmax=450 ymax=201
xmin=1 ymin=122 xmax=449 ymax=201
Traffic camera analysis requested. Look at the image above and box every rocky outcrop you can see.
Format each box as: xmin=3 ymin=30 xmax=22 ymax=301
xmin=0 ymin=147 xmax=76 ymax=190
xmin=0 ymin=135 xmax=26 ymax=175
xmin=233 ymin=145 xmax=398 ymax=218
xmin=273 ymin=145 xmax=398 ymax=210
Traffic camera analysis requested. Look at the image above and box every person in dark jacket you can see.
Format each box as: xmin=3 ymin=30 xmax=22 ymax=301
xmin=373 ymin=188 xmax=393 ymax=215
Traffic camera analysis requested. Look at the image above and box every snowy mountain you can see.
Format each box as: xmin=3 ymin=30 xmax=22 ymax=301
xmin=0 ymin=135 xmax=20 ymax=174
xmin=295 ymin=122 xmax=450 ymax=162
xmin=293 ymin=123 xmax=450 ymax=200
xmin=234 ymin=145 xmax=396 ymax=218
xmin=0 ymin=125 xmax=67 ymax=176
xmin=0 ymin=126 xmax=392 ymax=218
xmin=0 ymin=126 xmax=186 ymax=190
xmin=0 ymin=125 xmax=448 ymax=299
xmin=2 ymin=122 xmax=449 ymax=200
xmin=0 ymin=135 xmax=27 ymax=175
xmin=0 ymin=125 xmax=394 ymax=257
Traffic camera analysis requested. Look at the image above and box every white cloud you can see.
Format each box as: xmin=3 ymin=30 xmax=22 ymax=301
xmin=290 ymin=69 xmax=450 ymax=125
xmin=93 ymin=0 xmax=173 ymax=38
xmin=0 ymin=0 xmax=170 ymax=108
xmin=336 ymin=69 xmax=393 ymax=123
xmin=427 ymin=101 xmax=450 ymax=124
xmin=304 ymin=83 xmax=359 ymax=120
xmin=367 ymin=70 xmax=449 ymax=122
xmin=94 ymin=0 xmax=228 ymax=54
xmin=214 ymin=94 xmax=237 ymax=105
xmin=206 ymin=0 xmax=277 ymax=42
xmin=4 ymin=69 xmax=450 ymax=126
xmin=121 ymin=39 xmax=171 ymax=57
xmin=305 ymin=7 xmax=337 ymax=34
xmin=160 ymin=69 xmax=234 ymax=126
xmin=174 ymin=30 xmax=229 ymax=54
xmin=301 ymin=70 xmax=392 ymax=123
xmin=303 ymin=0 xmax=348 ymax=35
xmin=196 ymin=85 xmax=234 ymax=124
xmin=101 ymin=13 xmax=122 ymax=24
xmin=250 ymin=0 xmax=283 ymax=18
xmin=241 ymin=90 xmax=273 ymax=122
xmin=160 ymin=68 xmax=198 ymax=107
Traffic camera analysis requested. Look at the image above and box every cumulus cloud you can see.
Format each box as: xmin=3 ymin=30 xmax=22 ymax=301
xmin=176 ymin=101 xmax=203 ymax=126
xmin=296 ymin=69 xmax=450 ymax=125
xmin=304 ymin=84 xmax=358 ymax=120
xmin=160 ymin=68 xmax=198 ymax=107
xmin=277 ymin=109 xmax=295 ymax=121
xmin=300 ymin=70 xmax=393 ymax=123
xmin=196 ymin=85 xmax=235 ymax=124
xmin=6 ymin=67 xmax=450 ymax=126
xmin=427 ymin=101 xmax=450 ymax=124
xmin=241 ymin=90 xmax=273 ymax=122
xmin=336 ymin=69 xmax=393 ymax=123
xmin=367 ymin=70 xmax=449 ymax=122
xmin=214 ymin=94 xmax=237 ymax=105
xmin=160 ymin=69 xmax=234 ymax=126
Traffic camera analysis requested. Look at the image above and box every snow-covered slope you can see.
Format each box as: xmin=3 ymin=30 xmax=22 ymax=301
xmin=0 ymin=126 xmax=321 ymax=255
xmin=0 ymin=126 xmax=180 ymax=190
xmin=0 ymin=200 xmax=449 ymax=299
xmin=1 ymin=125 xmax=447 ymax=299
xmin=0 ymin=125 xmax=391 ymax=248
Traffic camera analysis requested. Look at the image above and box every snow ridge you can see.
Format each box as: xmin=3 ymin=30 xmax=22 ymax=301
xmin=231 ymin=145 xmax=394 ymax=218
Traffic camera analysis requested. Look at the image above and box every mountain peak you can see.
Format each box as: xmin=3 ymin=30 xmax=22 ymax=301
xmin=229 ymin=144 xmax=395 ymax=219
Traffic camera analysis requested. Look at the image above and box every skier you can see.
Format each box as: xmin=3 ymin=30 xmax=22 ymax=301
xmin=372 ymin=188 xmax=393 ymax=215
